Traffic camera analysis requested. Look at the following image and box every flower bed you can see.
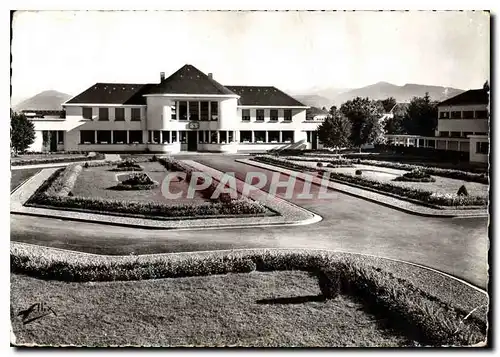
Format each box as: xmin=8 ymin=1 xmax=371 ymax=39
xmin=112 ymin=172 xmax=158 ymax=191
xmin=27 ymin=158 xmax=268 ymax=218
xmin=393 ymin=169 xmax=436 ymax=183
xmin=281 ymin=155 xmax=354 ymax=168
xmin=254 ymin=156 xmax=487 ymax=208
xmin=109 ymin=159 xmax=144 ymax=172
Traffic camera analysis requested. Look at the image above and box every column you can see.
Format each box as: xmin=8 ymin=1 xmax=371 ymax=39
xmin=265 ymin=131 xmax=269 ymax=143
xmin=251 ymin=131 xmax=255 ymax=143
xmin=110 ymin=131 xmax=114 ymax=144
xmin=279 ymin=131 xmax=283 ymax=143
xmin=445 ymin=140 xmax=448 ymax=150
xmin=94 ymin=131 xmax=97 ymax=144
xmin=217 ymin=131 xmax=220 ymax=144
xmin=126 ymin=130 xmax=130 ymax=144
xmin=160 ymin=131 xmax=163 ymax=144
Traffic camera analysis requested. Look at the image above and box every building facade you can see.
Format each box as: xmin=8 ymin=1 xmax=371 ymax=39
xmin=386 ymin=87 xmax=490 ymax=163
xmin=27 ymin=65 xmax=328 ymax=153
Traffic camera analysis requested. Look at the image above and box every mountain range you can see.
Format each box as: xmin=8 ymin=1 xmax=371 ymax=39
xmin=12 ymin=90 xmax=72 ymax=112
xmin=291 ymin=82 xmax=465 ymax=109
xmin=12 ymin=82 xmax=465 ymax=113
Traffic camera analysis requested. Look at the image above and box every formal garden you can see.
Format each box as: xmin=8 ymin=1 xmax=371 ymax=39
xmin=25 ymin=156 xmax=270 ymax=219
xmin=253 ymin=155 xmax=489 ymax=209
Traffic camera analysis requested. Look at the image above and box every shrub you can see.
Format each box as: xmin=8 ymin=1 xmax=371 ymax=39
xmin=11 ymin=153 xmax=104 ymax=166
xmin=151 ymin=155 xmax=158 ymax=162
xmin=393 ymin=169 xmax=436 ymax=183
xmin=84 ymin=162 xmax=89 ymax=169
xmin=316 ymin=162 xmax=324 ymax=167
xmin=355 ymin=169 xmax=363 ymax=175
xmin=457 ymin=185 xmax=469 ymax=196
xmin=113 ymin=173 xmax=158 ymax=191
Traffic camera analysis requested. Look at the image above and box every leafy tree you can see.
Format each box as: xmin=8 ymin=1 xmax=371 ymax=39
xmin=329 ymin=105 xmax=338 ymax=116
xmin=380 ymin=97 xmax=397 ymax=113
xmin=402 ymin=92 xmax=438 ymax=136
xmin=317 ymin=111 xmax=351 ymax=153
xmin=340 ymin=97 xmax=383 ymax=150
xmin=10 ymin=111 xmax=35 ymax=154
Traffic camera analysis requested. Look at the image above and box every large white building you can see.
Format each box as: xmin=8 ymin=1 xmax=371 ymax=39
xmin=386 ymin=87 xmax=490 ymax=163
xmin=27 ymin=64 xmax=329 ymax=153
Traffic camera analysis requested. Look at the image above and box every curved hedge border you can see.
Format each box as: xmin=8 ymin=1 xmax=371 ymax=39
xmin=11 ymin=153 xmax=105 ymax=166
xmin=257 ymin=156 xmax=487 ymax=207
xmin=11 ymin=244 xmax=486 ymax=347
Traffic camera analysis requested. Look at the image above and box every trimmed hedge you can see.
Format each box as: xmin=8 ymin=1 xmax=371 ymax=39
xmin=394 ymin=169 xmax=436 ymax=183
xmin=11 ymin=244 xmax=486 ymax=347
xmin=45 ymin=164 xmax=82 ymax=197
xmin=254 ymin=156 xmax=487 ymax=207
xmin=112 ymin=172 xmax=158 ymax=191
xmin=11 ymin=153 xmax=104 ymax=166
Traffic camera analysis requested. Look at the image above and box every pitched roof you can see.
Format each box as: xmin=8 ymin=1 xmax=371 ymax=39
xmin=147 ymin=65 xmax=237 ymax=96
xmin=438 ymin=88 xmax=489 ymax=106
xmin=225 ymin=86 xmax=307 ymax=107
xmin=65 ymin=83 xmax=151 ymax=105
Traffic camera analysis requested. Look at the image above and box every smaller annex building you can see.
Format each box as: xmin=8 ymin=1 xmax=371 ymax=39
xmin=386 ymin=87 xmax=490 ymax=163
xmin=25 ymin=64 xmax=333 ymax=154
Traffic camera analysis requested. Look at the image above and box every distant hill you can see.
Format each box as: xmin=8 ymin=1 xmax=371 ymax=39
xmin=292 ymin=82 xmax=465 ymax=109
xmin=12 ymin=90 xmax=72 ymax=111
xmin=331 ymin=82 xmax=464 ymax=106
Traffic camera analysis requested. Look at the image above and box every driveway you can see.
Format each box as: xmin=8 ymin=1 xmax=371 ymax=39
xmin=10 ymin=155 xmax=489 ymax=289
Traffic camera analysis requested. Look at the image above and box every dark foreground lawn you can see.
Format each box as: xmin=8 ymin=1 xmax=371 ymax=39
xmin=10 ymin=169 xmax=41 ymax=192
xmin=11 ymin=271 xmax=412 ymax=347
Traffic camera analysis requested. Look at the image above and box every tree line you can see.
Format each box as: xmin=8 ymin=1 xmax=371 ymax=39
xmin=317 ymin=92 xmax=439 ymax=152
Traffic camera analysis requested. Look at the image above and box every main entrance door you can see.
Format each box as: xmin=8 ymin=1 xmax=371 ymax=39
xmin=311 ymin=131 xmax=318 ymax=150
xmin=187 ymin=131 xmax=198 ymax=151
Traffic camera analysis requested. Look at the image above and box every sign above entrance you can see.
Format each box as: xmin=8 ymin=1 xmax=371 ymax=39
xmin=188 ymin=122 xmax=200 ymax=130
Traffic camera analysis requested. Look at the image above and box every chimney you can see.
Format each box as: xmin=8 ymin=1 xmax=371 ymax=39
xmin=160 ymin=72 xmax=165 ymax=81
xmin=208 ymin=73 xmax=213 ymax=79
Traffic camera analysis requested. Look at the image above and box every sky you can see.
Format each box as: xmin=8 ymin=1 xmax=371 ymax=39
xmin=11 ymin=10 xmax=490 ymax=101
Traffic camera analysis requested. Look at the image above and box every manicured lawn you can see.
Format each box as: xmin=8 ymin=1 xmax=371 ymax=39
xmin=71 ymin=161 xmax=208 ymax=206
xmin=288 ymin=159 xmax=489 ymax=198
xmin=10 ymin=169 xmax=41 ymax=192
xmin=11 ymin=271 xmax=412 ymax=347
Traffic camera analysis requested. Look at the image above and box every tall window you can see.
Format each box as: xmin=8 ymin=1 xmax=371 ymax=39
xmin=220 ymin=131 xmax=227 ymax=143
xmin=282 ymin=131 xmax=294 ymax=143
xmin=256 ymin=109 xmax=264 ymax=121
xmin=57 ymin=131 xmax=65 ymax=144
xmin=451 ymin=111 xmax=461 ymax=119
xmin=200 ymin=102 xmax=209 ymax=121
xmin=198 ymin=131 xmax=204 ymax=143
xmin=475 ymin=110 xmax=488 ymax=119
xmin=97 ymin=131 xmax=111 ymax=144
xmin=189 ymin=102 xmax=199 ymax=120
xmin=242 ymin=109 xmax=250 ymax=121
xmin=204 ymin=130 xmax=209 ymax=143
xmin=268 ymin=131 xmax=280 ymax=142
xmin=179 ymin=131 xmax=187 ymax=143
xmin=270 ymin=109 xmax=278 ymax=121
xmin=254 ymin=131 xmax=266 ymax=142
xmin=113 ymin=130 xmax=127 ymax=144
xmin=115 ymin=108 xmax=125 ymax=121
xmin=463 ymin=111 xmax=474 ymax=119
xmin=131 ymin=108 xmax=141 ymax=121
xmin=210 ymin=102 xmax=218 ymax=121
xmin=82 ymin=107 xmax=93 ymax=120
xmin=98 ymin=108 xmax=109 ymax=121
xmin=150 ymin=130 xmax=161 ymax=143
xmin=171 ymin=131 xmax=178 ymax=142
xmin=476 ymin=142 xmax=489 ymax=154
xmin=228 ymin=131 xmax=233 ymax=143
xmin=179 ymin=102 xmax=187 ymax=120
xmin=171 ymin=103 xmax=177 ymax=120
xmin=80 ymin=130 xmax=95 ymax=144
xmin=210 ymin=131 xmax=218 ymax=143
xmin=284 ymin=110 xmax=292 ymax=121
xmin=162 ymin=131 xmax=170 ymax=143
xmin=240 ymin=131 xmax=252 ymax=143
xmin=439 ymin=111 xmax=450 ymax=119
xmin=129 ymin=130 xmax=143 ymax=143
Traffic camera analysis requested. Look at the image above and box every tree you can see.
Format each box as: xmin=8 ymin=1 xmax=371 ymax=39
xmin=11 ymin=111 xmax=35 ymax=154
xmin=402 ymin=92 xmax=438 ymax=136
xmin=340 ymin=97 xmax=383 ymax=150
xmin=317 ymin=111 xmax=351 ymax=153
xmin=380 ymin=97 xmax=397 ymax=113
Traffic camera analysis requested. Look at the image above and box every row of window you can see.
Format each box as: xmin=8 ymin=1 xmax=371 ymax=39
xmin=171 ymin=101 xmax=219 ymax=121
xmin=82 ymin=107 xmax=142 ymax=121
xmin=241 ymin=109 xmax=292 ymax=122
xmin=439 ymin=131 xmax=488 ymax=138
xmin=79 ymin=130 xmax=297 ymax=144
xmin=439 ymin=110 xmax=488 ymax=119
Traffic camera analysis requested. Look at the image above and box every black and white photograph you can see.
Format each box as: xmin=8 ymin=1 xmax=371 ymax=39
xmin=8 ymin=8 xmax=491 ymax=348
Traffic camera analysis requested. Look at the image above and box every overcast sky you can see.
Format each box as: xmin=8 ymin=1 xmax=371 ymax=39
xmin=11 ymin=10 xmax=490 ymax=100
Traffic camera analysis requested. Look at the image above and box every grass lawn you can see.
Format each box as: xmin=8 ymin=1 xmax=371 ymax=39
xmin=71 ymin=161 xmax=208 ymax=206
xmin=288 ymin=159 xmax=489 ymax=198
xmin=10 ymin=169 xmax=41 ymax=192
xmin=11 ymin=271 xmax=412 ymax=347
